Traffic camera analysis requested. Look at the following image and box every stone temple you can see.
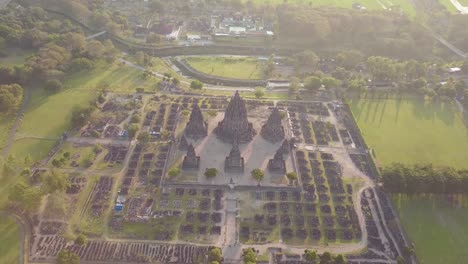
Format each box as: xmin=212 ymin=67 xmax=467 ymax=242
xmin=224 ymin=139 xmax=244 ymax=172
xmin=261 ymin=107 xmax=285 ymax=143
xmin=179 ymin=135 xmax=189 ymax=150
xmin=185 ymin=104 xmax=208 ymax=140
xmin=268 ymin=149 xmax=286 ymax=173
xmin=278 ymin=139 xmax=290 ymax=155
xmin=182 ymin=144 xmax=200 ymax=170
xmin=215 ymin=91 xmax=256 ymax=144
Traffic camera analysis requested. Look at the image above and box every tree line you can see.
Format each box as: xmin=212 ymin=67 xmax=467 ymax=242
xmin=382 ymin=163 xmax=468 ymax=194
xmin=0 ymin=5 xmax=118 ymax=113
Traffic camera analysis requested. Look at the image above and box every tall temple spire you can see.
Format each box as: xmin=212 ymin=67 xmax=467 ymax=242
xmin=215 ymin=91 xmax=256 ymax=144
xmin=261 ymin=107 xmax=285 ymax=143
xmin=185 ymin=104 xmax=208 ymax=140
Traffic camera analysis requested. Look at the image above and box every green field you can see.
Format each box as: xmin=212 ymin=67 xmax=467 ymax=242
xmin=438 ymin=0 xmax=460 ymax=13
xmin=185 ymin=57 xmax=265 ymax=80
xmin=247 ymin=0 xmax=416 ymax=15
xmin=0 ymin=114 xmax=14 ymax=151
xmin=9 ymin=62 xmax=157 ymax=162
xmin=393 ymin=194 xmax=468 ymax=264
xmin=0 ymin=215 xmax=20 ymax=264
xmin=350 ymin=97 xmax=468 ymax=168
xmin=457 ymin=0 xmax=468 ymax=6
xmin=0 ymin=49 xmax=35 ymax=66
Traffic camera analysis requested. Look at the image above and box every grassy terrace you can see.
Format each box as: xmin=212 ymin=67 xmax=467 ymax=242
xmin=185 ymin=57 xmax=265 ymax=80
xmin=393 ymin=194 xmax=468 ymax=264
xmin=350 ymin=96 xmax=468 ymax=169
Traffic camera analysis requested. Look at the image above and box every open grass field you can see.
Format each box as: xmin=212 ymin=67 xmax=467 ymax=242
xmin=8 ymin=62 xmax=158 ymax=162
xmin=349 ymin=97 xmax=468 ymax=169
xmin=393 ymin=194 xmax=468 ymax=264
xmin=0 ymin=114 xmax=14 ymax=151
xmin=247 ymin=0 xmax=416 ymax=15
xmin=438 ymin=0 xmax=461 ymax=13
xmin=185 ymin=57 xmax=265 ymax=80
xmin=0 ymin=215 xmax=20 ymax=264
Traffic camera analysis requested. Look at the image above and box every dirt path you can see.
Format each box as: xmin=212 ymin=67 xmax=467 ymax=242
xmin=2 ymin=87 xmax=31 ymax=157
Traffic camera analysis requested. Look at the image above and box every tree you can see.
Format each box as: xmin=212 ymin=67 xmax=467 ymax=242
xmin=0 ymin=84 xmax=23 ymax=113
xmin=321 ymin=77 xmax=341 ymax=89
xmin=286 ymin=172 xmax=298 ymax=182
xmin=293 ymin=50 xmax=319 ymax=69
xmin=334 ymin=254 xmax=346 ymax=264
xmin=172 ymin=78 xmax=180 ymax=86
xmin=304 ymin=76 xmax=322 ymax=92
xmin=254 ymin=87 xmax=265 ymax=98
xmin=149 ymin=0 xmax=164 ymax=14
xmin=251 ymin=169 xmax=264 ymax=183
xmin=289 ymin=77 xmax=300 ymax=94
xmin=243 ymin=248 xmax=256 ymax=263
xmin=205 ymin=168 xmax=218 ymax=178
xmin=8 ymin=182 xmax=43 ymax=213
xmin=41 ymin=170 xmax=70 ymax=194
xmin=127 ymin=124 xmax=140 ymax=139
xmin=137 ymin=131 xmax=151 ymax=143
xmin=208 ymin=247 xmax=222 ymax=263
xmin=190 ymin=80 xmax=203 ymax=90
xmin=303 ymin=249 xmax=317 ymax=262
xmin=319 ymin=251 xmax=332 ymax=264
xmin=348 ymin=78 xmax=366 ymax=92
xmin=168 ymin=167 xmax=181 ymax=178
xmin=46 ymin=79 xmax=64 ymax=93
xmin=336 ymin=50 xmax=363 ymax=70
xmin=71 ymin=105 xmax=95 ymax=128
xmin=56 ymin=249 xmax=79 ymax=264
xmin=75 ymin=234 xmax=86 ymax=246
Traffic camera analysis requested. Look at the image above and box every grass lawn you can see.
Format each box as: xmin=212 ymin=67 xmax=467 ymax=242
xmin=393 ymin=194 xmax=468 ymax=264
xmin=438 ymin=0 xmax=460 ymax=13
xmin=0 ymin=48 xmax=35 ymax=66
xmin=185 ymin=57 xmax=265 ymax=80
xmin=0 ymin=215 xmax=20 ymax=264
xmin=349 ymin=97 xmax=468 ymax=169
xmin=9 ymin=62 xmax=157 ymax=162
xmin=0 ymin=113 xmax=14 ymax=151
xmin=247 ymin=0 xmax=416 ymax=15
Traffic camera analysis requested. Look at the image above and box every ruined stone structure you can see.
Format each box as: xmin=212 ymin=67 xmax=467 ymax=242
xmin=261 ymin=107 xmax=285 ymax=143
xmin=182 ymin=144 xmax=200 ymax=170
xmin=179 ymin=135 xmax=189 ymax=150
xmin=185 ymin=104 xmax=208 ymax=140
xmin=215 ymin=91 xmax=256 ymax=143
xmin=224 ymin=139 xmax=244 ymax=172
xmin=268 ymin=149 xmax=286 ymax=173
